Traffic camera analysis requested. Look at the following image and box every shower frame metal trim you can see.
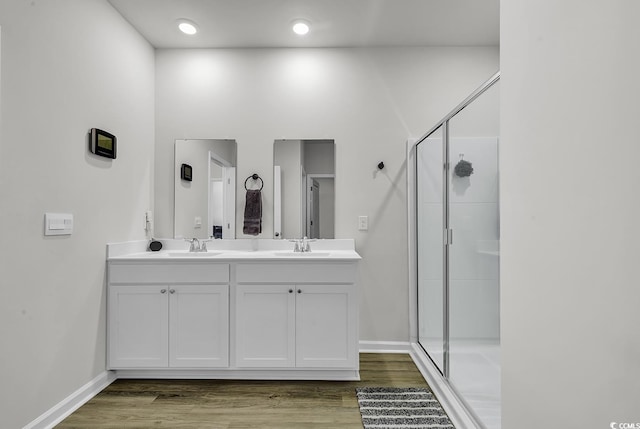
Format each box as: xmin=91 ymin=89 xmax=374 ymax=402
xmin=415 ymin=70 xmax=500 ymax=147
xmin=442 ymin=119 xmax=451 ymax=378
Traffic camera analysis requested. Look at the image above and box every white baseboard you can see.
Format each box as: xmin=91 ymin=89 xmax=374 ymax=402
xmin=24 ymin=371 xmax=116 ymax=429
xmin=114 ymin=369 xmax=360 ymax=381
xmin=359 ymin=340 xmax=413 ymax=353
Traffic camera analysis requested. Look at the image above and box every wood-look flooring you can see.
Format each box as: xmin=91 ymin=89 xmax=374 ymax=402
xmin=56 ymin=353 xmax=429 ymax=428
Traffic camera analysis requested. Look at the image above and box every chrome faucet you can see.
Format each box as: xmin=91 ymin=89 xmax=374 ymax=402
xmin=185 ymin=238 xmax=209 ymax=252
xmin=289 ymin=236 xmax=315 ymax=252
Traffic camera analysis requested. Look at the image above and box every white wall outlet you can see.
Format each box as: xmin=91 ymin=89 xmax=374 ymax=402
xmin=194 ymin=216 xmax=202 ymax=228
xmin=358 ymin=215 xmax=369 ymax=231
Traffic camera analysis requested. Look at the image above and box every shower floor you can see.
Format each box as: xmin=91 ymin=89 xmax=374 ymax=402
xmin=424 ymin=341 xmax=501 ymax=429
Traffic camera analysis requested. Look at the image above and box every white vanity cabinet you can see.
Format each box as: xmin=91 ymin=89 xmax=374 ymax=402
xmin=106 ymin=242 xmax=360 ymax=380
xmin=235 ymin=263 xmax=358 ymax=370
xmin=107 ymin=263 xmax=230 ymax=369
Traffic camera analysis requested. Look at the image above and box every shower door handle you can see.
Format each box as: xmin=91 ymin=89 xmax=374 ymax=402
xmin=444 ymin=228 xmax=453 ymax=245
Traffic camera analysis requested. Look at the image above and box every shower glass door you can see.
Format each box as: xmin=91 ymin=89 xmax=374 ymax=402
xmin=447 ymin=80 xmax=500 ymax=428
xmin=415 ymin=72 xmax=500 ymax=429
xmin=416 ymin=126 xmax=445 ymax=374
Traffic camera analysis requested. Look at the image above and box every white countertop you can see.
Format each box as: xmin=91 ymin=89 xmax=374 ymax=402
xmin=107 ymin=239 xmax=361 ymax=262
xmin=108 ymin=249 xmax=361 ymax=262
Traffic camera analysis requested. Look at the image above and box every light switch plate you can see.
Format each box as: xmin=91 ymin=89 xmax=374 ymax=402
xmin=358 ymin=216 xmax=368 ymax=231
xmin=45 ymin=213 xmax=73 ymax=236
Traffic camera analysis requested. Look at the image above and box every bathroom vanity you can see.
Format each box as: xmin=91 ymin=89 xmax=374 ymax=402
xmin=106 ymin=239 xmax=360 ymax=380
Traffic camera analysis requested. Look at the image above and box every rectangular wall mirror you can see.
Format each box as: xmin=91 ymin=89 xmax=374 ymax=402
xmin=174 ymin=139 xmax=237 ymax=240
xmin=273 ymin=139 xmax=335 ymax=240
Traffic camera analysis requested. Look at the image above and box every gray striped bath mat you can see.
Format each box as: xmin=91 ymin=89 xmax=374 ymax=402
xmin=356 ymin=387 xmax=455 ymax=428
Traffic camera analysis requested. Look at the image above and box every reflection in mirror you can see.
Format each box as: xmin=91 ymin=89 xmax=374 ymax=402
xmin=174 ymin=139 xmax=237 ymax=240
xmin=273 ymin=139 xmax=335 ymax=239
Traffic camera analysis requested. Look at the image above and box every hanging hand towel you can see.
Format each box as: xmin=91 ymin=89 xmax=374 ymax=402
xmin=243 ymin=189 xmax=262 ymax=236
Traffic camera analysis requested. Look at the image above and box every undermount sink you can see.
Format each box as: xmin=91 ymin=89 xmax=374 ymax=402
xmin=167 ymin=251 xmax=222 ymax=257
xmin=273 ymin=251 xmax=331 ymax=257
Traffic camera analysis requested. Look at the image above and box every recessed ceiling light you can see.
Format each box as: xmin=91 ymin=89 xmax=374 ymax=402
xmin=292 ymin=20 xmax=310 ymax=36
xmin=177 ymin=19 xmax=198 ymax=35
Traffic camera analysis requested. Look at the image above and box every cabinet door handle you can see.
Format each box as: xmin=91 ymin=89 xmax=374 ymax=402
xmin=169 ymin=289 xmax=176 ymax=294
xmin=289 ymin=289 xmax=293 ymax=293
xmin=160 ymin=289 xmax=167 ymax=294
xmin=297 ymin=289 xmax=302 ymax=294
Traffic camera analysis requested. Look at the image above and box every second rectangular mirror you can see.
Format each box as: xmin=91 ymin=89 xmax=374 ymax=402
xmin=273 ymin=139 xmax=335 ymax=240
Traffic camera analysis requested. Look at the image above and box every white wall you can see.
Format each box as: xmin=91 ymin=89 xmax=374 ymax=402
xmin=155 ymin=47 xmax=499 ymax=342
xmin=501 ymin=1 xmax=640 ymax=427
xmin=0 ymin=1 xmax=155 ymax=427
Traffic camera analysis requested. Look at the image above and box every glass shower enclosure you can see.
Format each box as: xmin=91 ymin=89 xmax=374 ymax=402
xmin=416 ymin=72 xmax=500 ymax=429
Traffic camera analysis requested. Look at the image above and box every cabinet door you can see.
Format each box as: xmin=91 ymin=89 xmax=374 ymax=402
xmin=295 ymin=284 xmax=357 ymax=368
xmin=108 ymin=285 xmax=169 ymax=368
xmin=169 ymin=284 xmax=229 ymax=368
xmin=235 ymin=284 xmax=295 ymax=367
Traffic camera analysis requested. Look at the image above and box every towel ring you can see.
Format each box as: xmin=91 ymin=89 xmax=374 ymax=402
xmin=244 ymin=174 xmax=264 ymax=191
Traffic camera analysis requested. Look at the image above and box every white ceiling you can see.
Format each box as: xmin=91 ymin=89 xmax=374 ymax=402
xmin=107 ymin=0 xmax=499 ymax=49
